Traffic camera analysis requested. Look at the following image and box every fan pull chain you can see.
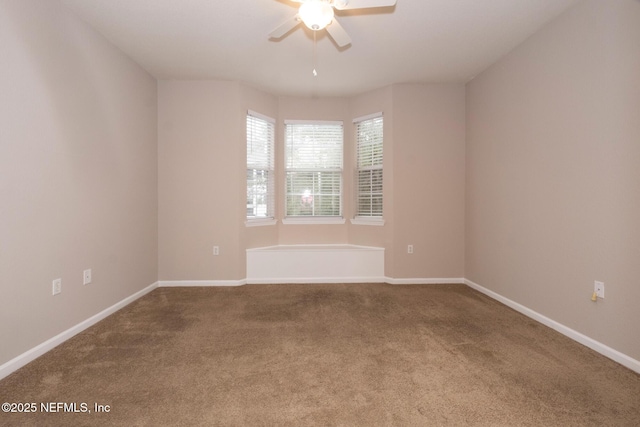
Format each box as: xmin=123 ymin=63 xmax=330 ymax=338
xmin=312 ymin=30 xmax=318 ymax=77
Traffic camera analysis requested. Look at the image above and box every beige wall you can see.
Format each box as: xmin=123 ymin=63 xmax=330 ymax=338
xmin=392 ymin=84 xmax=466 ymax=279
xmin=158 ymin=80 xmax=244 ymax=280
xmin=0 ymin=0 xmax=157 ymax=365
xmin=158 ymin=83 xmax=465 ymax=281
xmin=465 ymin=0 xmax=640 ymax=360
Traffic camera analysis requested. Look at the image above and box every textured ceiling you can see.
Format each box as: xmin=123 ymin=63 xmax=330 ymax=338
xmin=60 ymin=0 xmax=581 ymax=97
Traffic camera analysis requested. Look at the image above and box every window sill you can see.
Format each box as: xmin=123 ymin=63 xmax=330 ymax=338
xmin=350 ymin=217 xmax=385 ymax=226
xmin=245 ymin=218 xmax=278 ymax=227
xmin=282 ymin=217 xmax=346 ymax=225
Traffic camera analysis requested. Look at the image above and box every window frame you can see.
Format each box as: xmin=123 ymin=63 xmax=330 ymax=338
xmin=352 ymin=112 xmax=385 ymax=226
xmin=283 ymin=120 xmax=345 ymax=225
xmin=246 ymin=110 xmax=277 ymax=227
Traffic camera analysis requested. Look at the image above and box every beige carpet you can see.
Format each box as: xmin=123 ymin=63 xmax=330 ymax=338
xmin=1 ymin=283 xmax=639 ymax=426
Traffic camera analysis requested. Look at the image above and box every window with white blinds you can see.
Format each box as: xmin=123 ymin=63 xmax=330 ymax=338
xmin=285 ymin=121 xmax=343 ymax=217
xmin=355 ymin=114 xmax=383 ymax=218
xmin=246 ymin=111 xmax=275 ymax=220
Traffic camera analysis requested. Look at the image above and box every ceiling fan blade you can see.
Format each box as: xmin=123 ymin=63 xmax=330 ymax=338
xmin=326 ymin=18 xmax=352 ymax=48
xmin=269 ymin=14 xmax=301 ymax=39
xmin=333 ymin=0 xmax=396 ymax=10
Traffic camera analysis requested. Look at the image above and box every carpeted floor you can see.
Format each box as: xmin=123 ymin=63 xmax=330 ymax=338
xmin=1 ymin=283 xmax=639 ymax=426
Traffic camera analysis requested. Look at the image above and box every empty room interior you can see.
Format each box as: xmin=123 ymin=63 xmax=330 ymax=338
xmin=1 ymin=0 xmax=639 ymax=425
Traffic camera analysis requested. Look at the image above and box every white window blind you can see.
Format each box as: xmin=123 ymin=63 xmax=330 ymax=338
xmin=285 ymin=121 xmax=343 ymax=217
xmin=355 ymin=114 xmax=383 ymax=217
xmin=246 ymin=111 xmax=275 ymax=219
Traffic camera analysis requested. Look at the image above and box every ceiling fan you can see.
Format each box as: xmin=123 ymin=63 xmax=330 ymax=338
xmin=269 ymin=0 xmax=397 ymax=48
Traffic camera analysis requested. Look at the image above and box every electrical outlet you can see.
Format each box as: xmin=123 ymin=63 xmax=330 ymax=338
xmin=52 ymin=278 xmax=62 ymax=296
xmin=83 ymin=269 xmax=92 ymax=285
xmin=407 ymin=244 xmax=413 ymax=254
xmin=213 ymin=246 xmax=220 ymax=256
xmin=594 ymin=281 xmax=605 ymax=299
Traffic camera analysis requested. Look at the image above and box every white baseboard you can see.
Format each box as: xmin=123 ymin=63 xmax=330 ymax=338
xmin=464 ymin=279 xmax=640 ymax=374
xmin=160 ymin=277 xmax=461 ymax=285
xmin=247 ymin=276 xmax=387 ymax=285
xmin=0 ymin=281 xmax=159 ymax=381
xmin=158 ymin=280 xmax=247 ymax=287
xmin=386 ymin=277 xmax=465 ymax=285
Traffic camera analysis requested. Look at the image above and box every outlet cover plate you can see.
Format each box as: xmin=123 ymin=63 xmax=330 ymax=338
xmin=594 ymin=281 xmax=605 ymax=299
xmin=83 ymin=269 xmax=92 ymax=285
xmin=52 ymin=278 xmax=62 ymax=296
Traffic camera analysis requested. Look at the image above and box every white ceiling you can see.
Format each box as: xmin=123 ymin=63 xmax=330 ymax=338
xmin=60 ymin=0 xmax=581 ymax=97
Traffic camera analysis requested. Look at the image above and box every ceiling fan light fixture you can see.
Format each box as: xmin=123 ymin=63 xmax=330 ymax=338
xmin=299 ymin=1 xmax=334 ymax=31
